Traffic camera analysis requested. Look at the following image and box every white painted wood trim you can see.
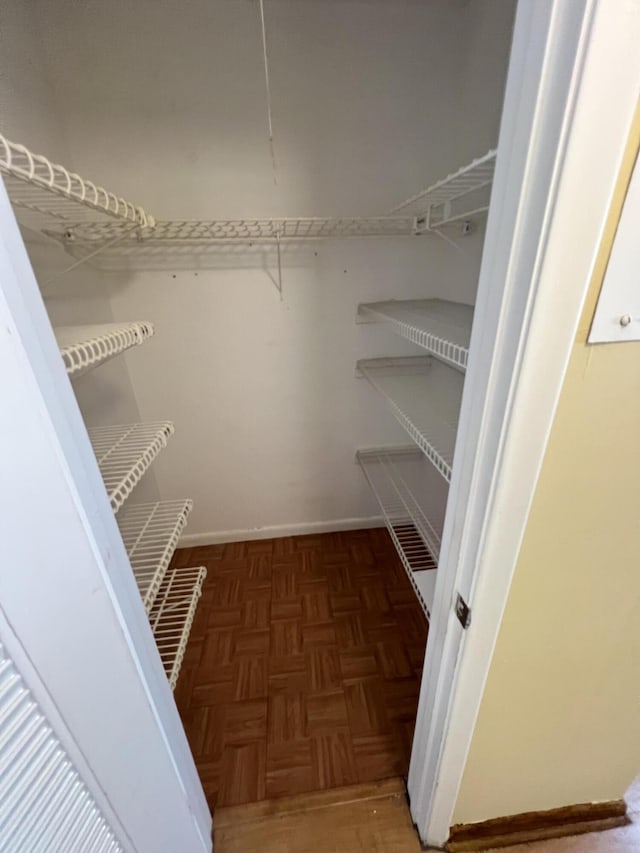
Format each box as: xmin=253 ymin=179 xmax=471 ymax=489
xmin=588 ymin=152 xmax=640 ymax=342
xmin=407 ymin=0 xmax=640 ymax=846
xmin=180 ymin=515 xmax=384 ymax=547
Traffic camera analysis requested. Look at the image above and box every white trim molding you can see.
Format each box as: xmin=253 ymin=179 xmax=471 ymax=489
xmin=407 ymin=0 xmax=640 ymax=846
xmin=180 ymin=515 xmax=384 ymax=547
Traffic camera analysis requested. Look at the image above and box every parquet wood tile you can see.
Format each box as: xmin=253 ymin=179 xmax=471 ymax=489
xmin=329 ymin=592 xmax=361 ymax=613
xmin=344 ymin=678 xmax=391 ymax=737
xmin=352 ymin=733 xmax=405 ymax=783
xmin=223 ymin=699 xmax=268 ymax=745
xmin=375 ymin=640 xmax=413 ymax=680
xmin=173 ymin=527 xmax=427 ymax=808
xmin=241 ymin=596 xmax=270 ymax=630
xmin=268 ymin=667 xmax=309 ymax=695
xmin=301 ymin=589 xmax=331 ymax=623
xmin=339 ymin=647 xmax=379 ymax=680
xmin=234 ymin=628 xmax=270 ymax=656
xmin=271 ymin=619 xmax=303 ymax=656
xmin=306 ymin=689 xmax=350 ymax=735
xmin=191 ymin=679 xmax=235 ymax=707
xmin=233 ymin=657 xmax=268 ymax=700
xmin=218 ymin=741 xmax=266 ymax=807
xmin=268 ymin=692 xmax=307 ymax=743
xmin=302 ymin=622 xmax=337 ymax=647
xmin=306 ymin=647 xmax=341 ymax=690
xmin=335 ymin=613 xmax=368 ymax=649
xmin=271 ymin=599 xmax=303 ymax=620
xmin=266 ymin=740 xmax=314 ymax=799
xmin=311 ymin=732 xmax=358 ymax=788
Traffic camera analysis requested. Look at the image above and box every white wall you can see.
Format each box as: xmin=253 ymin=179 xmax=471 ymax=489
xmin=0 ymin=0 xmax=160 ymax=500
xmin=29 ymin=0 xmax=515 ymax=540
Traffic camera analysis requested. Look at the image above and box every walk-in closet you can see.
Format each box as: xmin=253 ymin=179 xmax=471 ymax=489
xmin=0 ymin=0 xmax=520 ymax=849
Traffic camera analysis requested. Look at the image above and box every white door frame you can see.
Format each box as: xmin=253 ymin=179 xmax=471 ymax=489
xmin=408 ymin=0 xmax=640 ymax=846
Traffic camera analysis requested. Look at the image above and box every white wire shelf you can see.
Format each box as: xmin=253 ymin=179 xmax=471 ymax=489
xmin=89 ymin=422 xmax=174 ymax=514
xmin=357 ymin=446 xmax=446 ymax=618
xmin=118 ymin=500 xmax=193 ymax=613
xmin=357 ymin=356 xmax=463 ymax=482
xmin=53 ymin=216 xmax=416 ymax=246
xmin=149 ymin=565 xmax=207 ymax=690
xmin=388 ymin=150 xmax=496 ymax=232
xmin=55 ymin=321 xmax=155 ymax=378
xmin=357 ymin=299 xmax=473 ymax=372
xmin=0 ymin=132 xmax=154 ymax=234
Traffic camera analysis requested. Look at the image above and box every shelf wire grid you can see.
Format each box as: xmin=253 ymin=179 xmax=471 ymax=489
xmin=48 ymin=216 xmax=416 ymax=246
xmin=357 ymin=299 xmax=473 ymax=372
xmin=88 ymin=422 xmax=174 ymax=514
xmin=149 ymin=566 xmax=207 ymax=689
xmin=0 ymin=133 xmax=153 ymax=233
xmin=357 ymin=356 xmax=463 ymax=482
xmin=118 ymin=500 xmax=193 ymax=613
xmin=388 ymin=150 xmax=496 ymax=230
xmin=357 ymin=447 xmax=444 ymax=617
xmin=55 ymin=321 xmax=155 ymax=378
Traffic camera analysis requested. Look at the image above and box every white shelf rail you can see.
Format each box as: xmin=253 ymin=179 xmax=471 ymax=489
xmin=89 ymin=422 xmax=174 ymax=513
xmin=53 ymin=216 xmax=417 ymax=246
xmin=118 ymin=500 xmax=193 ymax=613
xmin=55 ymin=321 xmax=155 ymax=378
xmin=357 ymin=446 xmax=445 ymax=617
xmin=357 ymin=356 xmax=463 ymax=482
xmin=149 ymin=566 xmax=207 ymax=690
xmin=357 ymin=299 xmax=473 ymax=372
xmin=388 ymin=150 xmax=497 ymax=232
xmin=0 ymin=132 xmax=154 ymax=233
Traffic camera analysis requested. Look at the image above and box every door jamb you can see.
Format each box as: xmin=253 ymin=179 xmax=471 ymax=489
xmin=407 ymin=0 xmax=640 ymax=846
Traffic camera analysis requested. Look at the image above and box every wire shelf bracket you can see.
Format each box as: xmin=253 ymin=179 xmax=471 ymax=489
xmin=118 ymin=500 xmax=194 ymax=613
xmin=357 ymin=356 xmax=463 ymax=482
xmin=55 ymin=321 xmax=155 ymax=378
xmin=357 ymin=299 xmax=473 ymax=372
xmin=149 ymin=566 xmax=207 ymax=689
xmin=388 ymin=150 xmax=497 ymax=233
xmin=89 ymin=421 xmax=174 ymax=513
xmin=357 ymin=446 xmax=444 ymax=618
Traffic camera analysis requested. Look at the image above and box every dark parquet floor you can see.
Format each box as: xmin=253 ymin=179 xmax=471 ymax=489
xmin=171 ymin=528 xmax=428 ymax=809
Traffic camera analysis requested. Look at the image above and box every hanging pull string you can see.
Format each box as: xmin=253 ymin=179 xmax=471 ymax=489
xmin=259 ymin=0 xmax=278 ymax=185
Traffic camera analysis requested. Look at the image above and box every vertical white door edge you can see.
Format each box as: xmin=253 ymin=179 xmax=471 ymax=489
xmin=407 ymin=0 xmax=640 ymax=846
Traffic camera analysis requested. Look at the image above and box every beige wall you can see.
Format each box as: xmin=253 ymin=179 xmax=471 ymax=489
xmin=453 ymin=116 xmax=640 ymax=825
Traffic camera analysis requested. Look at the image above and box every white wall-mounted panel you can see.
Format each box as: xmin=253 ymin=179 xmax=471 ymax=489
xmin=589 ymin=152 xmax=640 ymax=342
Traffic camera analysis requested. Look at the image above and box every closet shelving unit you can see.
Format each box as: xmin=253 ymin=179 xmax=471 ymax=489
xmin=89 ymin=422 xmax=176 ymax=514
xmin=2 ymin=128 xmax=495 ymax=644
xmin=1 ymin=132 xmax=205 ymax=691
xmin=357 ymin=153 xmax=495 ymax=619
xmin=356 ymin=299 xmax=473 ymax=371
xmin=0 ymin=132 xmax=153 ymax=232
xmin=118 ymin=500 xmax=194 ymax=613
xmin=55 ymin=321 xmax=155 ymax=377
xmin=357 ymin=447 xmax=445 ymax=617
xmin=388 ymin=149 xmax=496 ymax=232
xmin=150 ymin=566 xmax=207 ymax=689
xmin=357 ymin=356 xmax=464 ymax=483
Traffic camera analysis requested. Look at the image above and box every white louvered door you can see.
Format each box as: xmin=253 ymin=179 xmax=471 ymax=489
xmin=0 ymin=641 xmax=125 ymax=853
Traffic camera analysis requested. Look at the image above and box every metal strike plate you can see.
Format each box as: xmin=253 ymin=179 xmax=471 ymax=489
xmin=455 ymin=593 xmax=471 ymax=629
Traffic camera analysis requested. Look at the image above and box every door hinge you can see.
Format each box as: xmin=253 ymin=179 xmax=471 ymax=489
xmin=455 ymin=593 xmax=471 ymax=629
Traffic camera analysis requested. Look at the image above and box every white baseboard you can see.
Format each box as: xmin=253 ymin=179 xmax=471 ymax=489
xmin=179 ymin=515 xmax=385 ymax=547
